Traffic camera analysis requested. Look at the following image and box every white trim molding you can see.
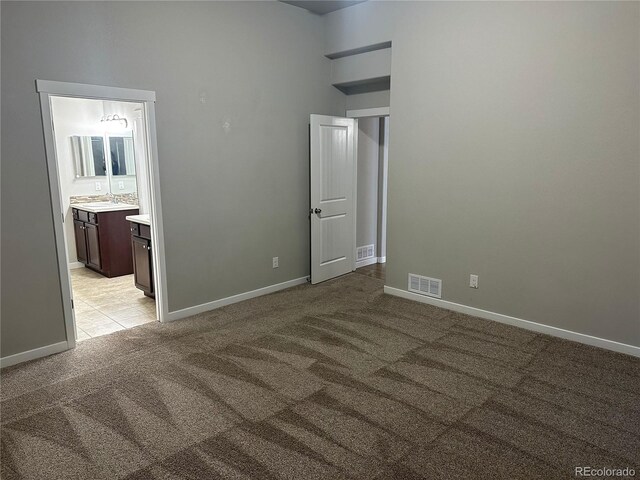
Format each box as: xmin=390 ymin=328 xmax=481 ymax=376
xmin=346 ymin=107 xmax=390 ymax=118
xmin=36 ymin=79 xmax=156 ymax=102
xmin=38 ymin=89 xmax=77 ymax=352
xmin=356 ymin=257 xmax=380 ymax=269
xmin=1 ymin=341 xmax=69 ymax=369
xmin=166 ymin=276 xmax=309 ymax=322
xmin=356 ymin=256 xmax=386 ymax=268
xmin=384 ymin=286 xmax=640 ymax=358
xmin=68 ymin=262 xmax=84 ymax=270
xmin=35 ymin=79 xmax=168 ymax=370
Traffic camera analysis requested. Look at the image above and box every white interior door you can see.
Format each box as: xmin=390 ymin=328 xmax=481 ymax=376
xmin=310 ymin=114 xmax=356 ymax=284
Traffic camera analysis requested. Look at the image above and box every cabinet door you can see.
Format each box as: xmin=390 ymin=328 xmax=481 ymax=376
xmin=73 ymin=220 xmax=88 ymax=264
xmin=132 ymin=236 xmax=153 ymax=294
xmin=85 ymin=223 xmax=102 ymax=269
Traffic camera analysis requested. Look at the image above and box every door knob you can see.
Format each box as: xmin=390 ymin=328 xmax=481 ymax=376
xmin=314 ymin=208 xmax=322 ymax=214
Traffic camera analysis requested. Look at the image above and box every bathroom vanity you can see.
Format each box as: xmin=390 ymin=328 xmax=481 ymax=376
xmin=126 ymin=214 xmax=154 ymax=298
xmin=72 ymin=203 xmax=139 ymax=277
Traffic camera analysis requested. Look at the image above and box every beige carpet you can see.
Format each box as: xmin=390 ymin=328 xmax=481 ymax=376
xmin=1 ymin=270 xmax=639 ymax=479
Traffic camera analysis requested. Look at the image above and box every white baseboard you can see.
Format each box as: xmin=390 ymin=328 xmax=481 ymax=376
xmin=356 ymin=257 xmax=379 ymax=268
xmin=166 ymin=276 xmax=309 ymax=322
xmin=68 ymin=262 xmax=84 ymax=270
xmin=384 ymin=286 xmax=640 ymax=358
xmin=356 ymin=257 xmax=385 ymax=268
xmin=0 ymin=341 xmax=70 ymax=368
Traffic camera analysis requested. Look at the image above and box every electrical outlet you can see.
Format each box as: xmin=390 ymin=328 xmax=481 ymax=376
xmin=272 ymin=257 xmax=279 ymax=268
xmin=95 ymin=182 xmax=102 ymax=191
xmin=118 ymin=181 xmax=125 ymax=190
xmin=469 ymin=274 xmax=479 ymax=289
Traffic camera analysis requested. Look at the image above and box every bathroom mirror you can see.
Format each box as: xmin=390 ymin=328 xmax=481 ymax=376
xmin=70 ymin=135 xmax=107 ymax=177
xmin=108 ymin=133 xmax=136 ymax=176
xmin=107 ymin=132 xmax=138 ymax=195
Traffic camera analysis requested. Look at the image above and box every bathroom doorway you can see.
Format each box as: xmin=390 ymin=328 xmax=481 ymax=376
xmin=349 ymin=109 xmax=389 ymax=283
xmin=37 ymin=81 xmax=168 ymax=348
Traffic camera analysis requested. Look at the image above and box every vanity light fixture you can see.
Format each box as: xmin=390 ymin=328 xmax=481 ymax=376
xmin=100 ymin=114 xmax=128 ymax=128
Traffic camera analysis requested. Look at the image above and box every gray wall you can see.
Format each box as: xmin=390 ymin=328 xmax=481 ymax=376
xmin=1 ymin=1 xmax=344 ymax=358
xmin=345 ymin=90 xmax=390 ymax=112
xmin=326 ymin=2 xmax=640 ymax=346
xmin=356 ymin=117 xmax=379 ymax=251
xmin=331 ymin=48 xmax=391 ymax=85
xmin=377 ymin=117 xmax=389 ymax=259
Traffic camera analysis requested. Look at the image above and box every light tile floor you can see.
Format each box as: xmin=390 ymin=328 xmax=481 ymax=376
xmin=70 ymin=267 xmax=156 ymax=341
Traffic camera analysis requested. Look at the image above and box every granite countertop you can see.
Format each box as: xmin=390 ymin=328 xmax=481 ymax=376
xmin=73 ymin=202 xmax=139 ymax=213
xmin=126 ymin=214 xmax=151 ymax=226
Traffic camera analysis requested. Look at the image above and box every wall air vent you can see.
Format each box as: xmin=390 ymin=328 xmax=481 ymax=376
xmin=357 ymin=244 xmax=375 ymax=261
xmin=408 ymin=273 xmax=442 ymax=299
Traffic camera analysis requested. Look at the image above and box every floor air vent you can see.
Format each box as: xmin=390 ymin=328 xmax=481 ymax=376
xmin=357 ymin=244 xmax=375 ymax=261
xmin=408 ymin=273 xmax=442 ymax=298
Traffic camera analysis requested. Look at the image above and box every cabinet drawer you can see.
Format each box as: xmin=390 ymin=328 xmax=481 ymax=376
xmin=72 ymin=208 xmax=79 ymax=220
xmin=88 ymin=212 xmax=98 ymax=224
xmin=130 ymin=222 xmax=151 ymax=240
xmin=75 ymin=209 xmax=89 ymax=223
xmin=139 ymin=224 xmax=151 ymax=240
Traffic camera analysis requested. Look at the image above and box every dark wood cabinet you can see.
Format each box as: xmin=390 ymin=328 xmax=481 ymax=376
xmin=85 ymin=223 xmax=101 ymax=269
xmin=73 ymin=220 xmax=88 ymax=264
xmin=72 ymin=207 xmax=139 ymax=277
xmin=129 ymin=220 xmax=154 ymax=297
xmin=132 ymin=236 xmax=153 ymax=296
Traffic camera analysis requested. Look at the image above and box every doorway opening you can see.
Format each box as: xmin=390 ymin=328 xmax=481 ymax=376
xmin=51 ymin=96 xmax=155 ymax=340
xmin=353 ymin=113 xmax=389 ymax=283
xmin=308 ymin=109 xmax=389 ymax=285
xmin=37 ymin=80 xmax=168 ymax=349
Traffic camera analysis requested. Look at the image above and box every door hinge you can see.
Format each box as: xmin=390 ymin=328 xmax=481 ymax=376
xmin=71 ymin=299 xmax=74 ymax=310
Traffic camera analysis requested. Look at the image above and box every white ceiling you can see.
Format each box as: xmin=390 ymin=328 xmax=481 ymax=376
xmin=280 ymin=1 xmax=366 ymax=15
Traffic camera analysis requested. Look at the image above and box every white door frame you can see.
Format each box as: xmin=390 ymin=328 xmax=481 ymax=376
xmin=36 ymin=80 xmax=169 ymax=352
xmin=346 ymin=107 xmax=390 ymax=269
xmin=346 ymin=107 xmax=390 ymax=119
xmin=310 ymin=114 xmax=358 ymax=282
